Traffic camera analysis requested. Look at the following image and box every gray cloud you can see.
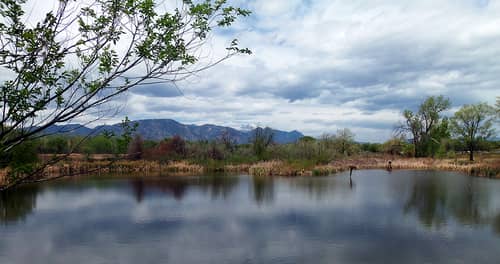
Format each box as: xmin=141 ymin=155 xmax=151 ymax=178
xmin=113 ymin=0 xmax=500 ymax=142
xmin=9 ymin=0 xmax=500 ymax=142
xmin=304 ymin=118 xmax=397 ymax=131
xmin=130 ymin=85 xmax=183 ymax=98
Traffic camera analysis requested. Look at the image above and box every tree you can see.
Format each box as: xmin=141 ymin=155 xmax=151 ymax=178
xmin=0 ymin=140 xmax=38 ymax=176
xmin=496 ymin=97 xmax=500 ymax=120
xmin=166 ymin=135 xmax=187 ymax=159
xmin=218 ymin=130 xmax=236 ymax=153
xmin=360 ymin=142 xmax=382 ymax=153
xmin=0 ymin=0 xmax=250 ymax=189
xmin=399 ymin=95 xmax=451 ymax=157
xmin=37 ymin=135 xmax=69 ymax=154
xmin=251 ymin=127 xmax=274 ymax=160
xmin=82 ymin=135 xmax=116 ymax=154
xmin=127 ymin=134 xmax=144 ymax=160
xmin=296 ymin=136 xmax=316 ymax=160
xmin=382 ymin=136 xmax=405 ymax=156
xmin=333 ymin=128 xmax=356 ymax=156
xmin=207 ymin=141 xmax=224 ymax=160
xmin=426 ymin=117 xmax=450 ymax=158
xmin=450 ymin=103 xmax=496 ymax=161
xmin=115 ymin=117 xmax=138 ymax=154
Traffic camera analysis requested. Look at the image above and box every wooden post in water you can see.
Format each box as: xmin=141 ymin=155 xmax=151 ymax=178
xmin=349 ymin=165 xmax=356 ymax=177
xmin=348 ymin=166 xmax=356 ymax=189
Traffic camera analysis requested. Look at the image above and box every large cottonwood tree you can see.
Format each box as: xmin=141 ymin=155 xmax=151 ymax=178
xmin=450 ymin=103 xmax=495 ymax=161
xmin=399 ymin=95 xmax=451 ymax=157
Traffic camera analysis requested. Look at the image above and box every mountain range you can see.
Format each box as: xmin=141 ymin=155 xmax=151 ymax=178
xmin=43 ymin=119 xmax=304 ymax=144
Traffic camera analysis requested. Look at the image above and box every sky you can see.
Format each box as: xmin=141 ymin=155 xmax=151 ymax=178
xmin=115 ymin=0 xmax=499 ymax=142
xmin=9 ymin=0 xmax=500 ymax=142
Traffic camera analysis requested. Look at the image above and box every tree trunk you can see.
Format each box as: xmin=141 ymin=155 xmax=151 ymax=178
xmin=469 ymin=145 xmax=474 ymax=161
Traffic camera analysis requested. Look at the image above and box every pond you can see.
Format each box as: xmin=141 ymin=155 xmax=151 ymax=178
xmin=1 ymin=170 xmax=499 ymax=263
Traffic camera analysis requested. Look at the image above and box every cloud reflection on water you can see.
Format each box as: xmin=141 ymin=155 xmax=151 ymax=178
xmin=0 ymin=171 xmax=499 ymax=264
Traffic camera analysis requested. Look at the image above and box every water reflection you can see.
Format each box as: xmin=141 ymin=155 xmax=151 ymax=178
xmin=198 ymin=175 xmax=239 ymax=199
xmin=0 ymin=185 xmax=38 ymax=224
xmin=289 ymin=176 xmax=352 ymax=199
xmin=403 ymin=172 xmax=498 ymax=232
xmin=450 ymin=180 xmax=489 ymax=226
xmin=404 ymin=175 xmax=447 ymax=227
xmin=251 ymin=176 xmax=274 ymax=204
xmin=0 ymin=171 xmax=499 ymax=264
xmin=131 ymin=178 xmax=189 ymax=202
xmin=2 ymin=171 xmax=498 ymax=233
xmin=494 ymin=214 xmax=500 ymax=234
xmin=130 ymin=175 xmax=239 ymax=202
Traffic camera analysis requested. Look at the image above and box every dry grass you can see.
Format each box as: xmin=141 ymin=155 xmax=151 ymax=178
xmin=163 ymin=161 xmax=204 ymax=173
xmin=44 ymin=160 xmax=204 ymax=177
xmin=30 ymin=156 xmax=500 ymax=179
xmin=249 ymin=161 xmax=313 ymax=177
xmin=311 ymin=156 xmax=500 ymax=178
xmin=224 ymin=163 xmax=251 ymax=172
xmin=39 ymin=153 xmax=119 ymax=162
xmin=2 ymin=154 xmax=498 ymax=186
xmin=0 ymin=168 xmax=8 ymax=186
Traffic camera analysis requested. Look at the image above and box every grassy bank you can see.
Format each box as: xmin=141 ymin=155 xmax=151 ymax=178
xmin=246 ymin=155 xmax=499 ymax=178
xmin=310 ymin=156 xmax=500 ymax=178
xmin=1 ymin=154 xmax=498 ymax=186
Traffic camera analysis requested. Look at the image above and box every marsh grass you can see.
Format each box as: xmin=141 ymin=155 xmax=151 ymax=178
xmin=308 ymin=156 xmax=500 ymax=178
xmin=2 ymin=153 xmax=498 ymax=186
xmin=0 ymin=168 xmax=8 ymax=185
xmin=249 ymin=161 xmax=320 ymax=177
xmin=43 ymin=160 xmax=204 ymax=178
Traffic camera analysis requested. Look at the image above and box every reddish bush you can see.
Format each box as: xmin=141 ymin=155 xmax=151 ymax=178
xmin=144 ymin=135 xmax=186 ymax=160
xmin=127 ymin=135 xmax=144 ymax=160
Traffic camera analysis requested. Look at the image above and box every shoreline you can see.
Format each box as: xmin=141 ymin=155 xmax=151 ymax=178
xmin=1 ymin=155 xmax=499 ymax=186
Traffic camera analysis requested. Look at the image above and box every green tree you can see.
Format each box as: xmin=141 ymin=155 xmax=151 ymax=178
xmin=251 ymin=127 xmax=274 ymax=160
xmin=83 ymin=135 xmax=116 ymax=154
xmin=115 ymin=117 xmax=139 ymax=154
xmin=295 ymin=136 xmax=316 ymax=160
xmin=317 ymin=133 xmax=336 ymax=160
xmin=425 ymin=117 xmax=450 ymax=158
xmin=333 ymin=128 xmax=356 ymax=156
xmin=383 ymin=137 xmax=404 ymax=155
xmin=0 ymin=0 xmax=250 ymax=190
xmin=360 ymin=143 xmax=382 ymax=153
xmin=450 ymin=103 xmax=496 ymax=161
xmin=38 ymin=136 xmax=69 ymax=154
xmin=0 ymin=140 xmax=38 ymax=175
xmin=399 ymin=95 xmax=451 ymax=157
xmin=0 ymin=132 xmax=39 ymax=181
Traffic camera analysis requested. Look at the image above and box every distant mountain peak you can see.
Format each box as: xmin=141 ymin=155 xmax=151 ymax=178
xmin=44 ymin=119 xmax=304 ymax=144
xmin=239 ymin=124 xmax=256 ymax=131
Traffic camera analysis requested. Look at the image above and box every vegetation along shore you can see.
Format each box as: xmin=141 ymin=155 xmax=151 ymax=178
xmin=1 ymin=154 xmax=498 ymax=186
xmin=1 ymin=96 xmax=499 ymax=189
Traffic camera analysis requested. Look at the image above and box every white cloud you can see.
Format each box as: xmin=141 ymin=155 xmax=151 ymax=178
xmin=5 ymin=0 xmax=500 ymax=142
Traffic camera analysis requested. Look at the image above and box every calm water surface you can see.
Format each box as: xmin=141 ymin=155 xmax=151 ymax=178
xmin=1 ymin=170 xmax=499 ymax=264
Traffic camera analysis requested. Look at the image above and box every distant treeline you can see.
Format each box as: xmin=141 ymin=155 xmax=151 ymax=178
xmin=33 ymin=127 xmax=498 ymax=163
xmin=1 ymin=96 xmax=499 ymax=172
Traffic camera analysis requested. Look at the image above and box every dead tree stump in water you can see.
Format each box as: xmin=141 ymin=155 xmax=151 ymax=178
xmin=387 ymin=161 xmax=392 ymax=171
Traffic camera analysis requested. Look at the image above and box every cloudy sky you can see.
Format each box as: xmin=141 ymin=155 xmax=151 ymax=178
xmin=15 ymin=0 xmax=500 ymax=142
xmin=113 ymin=0 xmax=498 ymax=142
